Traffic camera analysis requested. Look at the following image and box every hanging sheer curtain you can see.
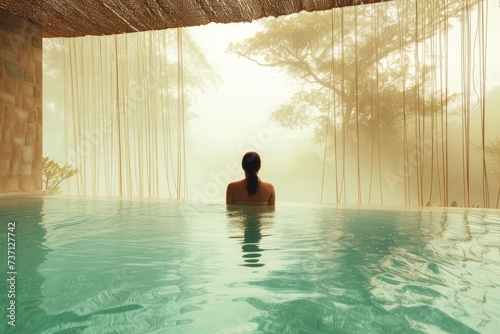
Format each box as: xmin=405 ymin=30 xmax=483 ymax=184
xmin=319 ymin=0 xmax=495 ymax=208
xmin=62 ymin=29 xmax=187 ymax=198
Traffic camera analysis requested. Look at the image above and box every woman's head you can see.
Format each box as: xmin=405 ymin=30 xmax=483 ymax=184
xmin=242 ymin=152 xmax=261 ymax=196
xmin=242 ymin=152 xmax=261 ymax=174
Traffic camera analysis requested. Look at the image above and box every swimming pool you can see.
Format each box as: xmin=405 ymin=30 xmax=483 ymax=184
xmin=1 ymin=197 xmax=499 ymax=333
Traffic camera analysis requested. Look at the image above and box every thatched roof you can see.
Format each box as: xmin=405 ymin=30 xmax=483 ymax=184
xmin=0 ymin=0 xmax=390 ymax=38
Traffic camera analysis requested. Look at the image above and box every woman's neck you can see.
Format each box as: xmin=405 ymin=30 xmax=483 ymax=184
xmin=244 ymin=171 xmax=259 ymax=179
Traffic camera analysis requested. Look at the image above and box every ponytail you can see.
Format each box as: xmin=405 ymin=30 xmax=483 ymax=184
xmin=246 ymin=170 xmax=259 ymax=196
xmin=242 ymin=152 xmax=261 ymax=196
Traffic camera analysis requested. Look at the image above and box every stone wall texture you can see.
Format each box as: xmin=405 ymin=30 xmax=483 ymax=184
xmin=0 ymin=9 xmax=42 ymax=192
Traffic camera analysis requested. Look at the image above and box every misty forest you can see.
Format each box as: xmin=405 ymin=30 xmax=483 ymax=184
xmin=43 ymin=0 xmax=500 ymax=208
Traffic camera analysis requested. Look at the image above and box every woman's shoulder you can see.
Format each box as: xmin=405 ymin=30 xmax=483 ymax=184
xmin=227 ymin=179 xmax=246 ymax=188
xmin=259 ymin=181 xmax=275 ymax=190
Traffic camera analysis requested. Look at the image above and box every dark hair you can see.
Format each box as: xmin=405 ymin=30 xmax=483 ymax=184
xmin=242 ymin=152 xmax=261 ymax=196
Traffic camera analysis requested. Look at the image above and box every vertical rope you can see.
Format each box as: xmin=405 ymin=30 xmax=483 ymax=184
xmin=442 ymin=0 xmax=450 ymax=207
xmin=368 ymin=6 xmax=375 ymax=205
xmin=461 ymin=0 xmax=471 ymax=207
xmin=161 ymin=31 xmax=175 ymax=198
xmin=420 ymin=1 xmax=427 ymax=207
xmin=415 ymin=0 xmax=425 ymax=206
xmin=63 ymin=39 xmax=70 ymax=195
xmin=115 ymin=35 xmax=124 ymax=197
xmin=478 ymin=0 xmax=489 ymax=207
xmin=100 ymin=38 xmax=110 ymax=196
xmin=428 ymin=0 xmax=437 ymax=206
xmin=320 ymin=10 xmax=335 ymax=203
xmin=133 ymin=33 xmax=142 ymax=198
xmin=398 ymin=1 xmax=410 ymax=206
xmin=124 ymin=36 xmax=134 ymax=197
xmin=177 ymin=28 xmax=187 ymax=200
xmin=376 ymin=4 xmax=383 ymax=206
xmin=354 ymin=8 xmax=361 ymax=205
xmin=332 ymin=9 xmax=339 ymax=204
xmin=152 ymin=32 xmax=160 ymax=198
xmin=340 ymin=9 xmax=347 ymax=204
xmin=415 ymin=1 xmax=422 ymax=206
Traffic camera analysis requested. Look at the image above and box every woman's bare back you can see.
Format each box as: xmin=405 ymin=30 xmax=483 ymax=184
xmin=226 ymin=179 xmax=275 ymax=206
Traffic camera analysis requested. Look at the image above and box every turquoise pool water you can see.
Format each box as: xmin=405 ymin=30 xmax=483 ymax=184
xmin=1 ymin=197 xmax=499 ymax=333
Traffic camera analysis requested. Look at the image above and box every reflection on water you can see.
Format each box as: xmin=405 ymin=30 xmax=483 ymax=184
xmin=0 ymin=198 xmax=498 ymax=333
xmin=226 ymin=206 xmax=275 ymax=267
xmin=0 ymin=198 xmax=48 ymax=333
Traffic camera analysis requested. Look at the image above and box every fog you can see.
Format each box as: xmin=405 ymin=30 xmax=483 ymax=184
xmin=183 ymin=5 xmax=500 ymax=206
xmin=185 ymin=22 xmax=316 ymax=203
xmin=43 ymin=1 xmax=500 ymax=208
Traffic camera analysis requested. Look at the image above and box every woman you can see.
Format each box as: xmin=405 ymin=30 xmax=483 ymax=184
xmin=226 ymin=152 xmax=275 ymax=206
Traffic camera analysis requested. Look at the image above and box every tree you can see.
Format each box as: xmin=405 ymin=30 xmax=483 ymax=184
xmin=227 ymin=0 xmax=479 ymax=150
xmin=228 ymin=0 xmax=485 ymax=206
xmin=42 ymin=157 xmax=79 ymax=194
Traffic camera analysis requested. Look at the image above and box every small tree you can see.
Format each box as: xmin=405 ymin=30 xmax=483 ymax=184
xmin=42 ymin=157 xmax=79 ymax=194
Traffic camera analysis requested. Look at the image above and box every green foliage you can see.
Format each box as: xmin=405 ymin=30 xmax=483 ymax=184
xmin=42 ymin=157 xmax=79 ymax=195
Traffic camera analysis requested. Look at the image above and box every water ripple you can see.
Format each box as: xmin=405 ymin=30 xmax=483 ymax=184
xmin=2 ymin=198 xmax=499 ymax=333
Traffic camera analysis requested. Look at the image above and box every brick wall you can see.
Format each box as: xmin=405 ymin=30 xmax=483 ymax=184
xmin=0 ymin=9 xmax=43 ymax=193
